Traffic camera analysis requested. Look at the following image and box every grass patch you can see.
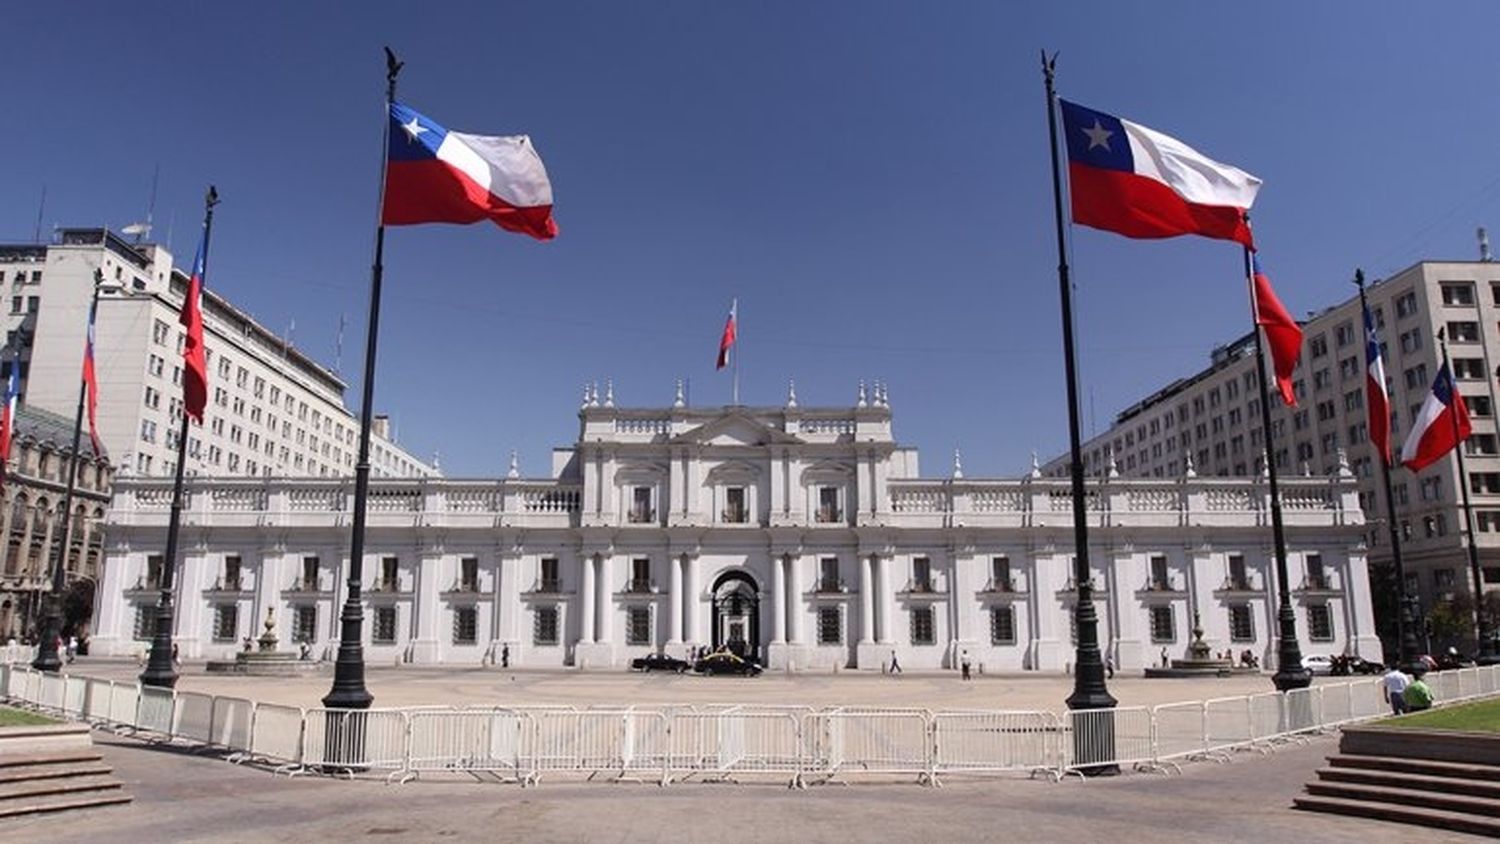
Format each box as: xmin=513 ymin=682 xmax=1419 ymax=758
xmin=1382 ymin=698 xmax=1500 ymax=733
xmin=0 ymin=706 xmax=58 ymax=727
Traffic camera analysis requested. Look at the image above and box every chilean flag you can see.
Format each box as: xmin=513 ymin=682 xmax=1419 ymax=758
xmin=181 ymin=235 xmax=208 ymax=424
xmin=383 ymin=102 xmax=557 ymax=240
xmin=716 ymin=299 xmax=737 ymax=370
xmin=1059 ymin=100 xmax=1261 ymax=247
xmin=82 ymin=297 xmax=102 ymax=456
xmin=1251 ymin=257 xmax=1301 ymax=406
xmin=1400 ymin=363 xmax=1471 ymax=472
xmin=0 ymin=365 xmax=17 ymax=466
xmin=1363 ymin=303 xmax=1391 ymax=465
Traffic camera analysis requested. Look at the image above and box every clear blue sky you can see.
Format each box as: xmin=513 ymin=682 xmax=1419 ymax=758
xmin=6 ymin=2 xmax=1500 ymax=478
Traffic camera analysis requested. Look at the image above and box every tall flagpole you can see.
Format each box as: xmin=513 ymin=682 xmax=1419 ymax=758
xmin=1042 ymin=54 xmax=1117 ymax=761
xmin=323 ymin=47 xmax=403 ymax=714
xmin=141 ymin=188 xmax=217 ymax=688
xmin=1436 ymin=328 xmax=1497 ymax=661
xmin=32 ymin=272 xmax=105 ymax=673
xmin=1355 ymin=270 xmax=1420 ymax=670
xmin=731 ymin=298 xmax=740 ymax=405
xmin=1243 ymin=245 xmax=1310 ymax=691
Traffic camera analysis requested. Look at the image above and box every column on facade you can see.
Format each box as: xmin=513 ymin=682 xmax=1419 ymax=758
xmin=858 ymin=554 xmax=874 ymax=644
xmin=874 ymin=553 xmax=892 ymax=643
xmin=771 ymin=555 xmax=786 ymax=644
xmin=254 ymin=548 xmax=282 ymax=642
xmin=1188 ymin=548 xmax=1216 ymax=653
xmin=175 ymin=547 xmax=208 ymax=652
xmin=580 ymin=553 xmax=596 ymax=644
xmin=1028 ymin=549 xmax=1063 ymax=671
xmin=787 ymin=554 xmax=804 ymax=644
xmin=948 ymin=547 xmax=970 ymax=647
xmin=667 ymin=553 xmax=684 ymax=645
xmin=684 ymin=554 xmax=700 ymax=645
xmin=496 ymin=548 xmax=520 ymax=644
xmin=413 ymin=549 xmax=443 ymax=661
xmin=1344 ymin=550 xmax=1381 ymax=660
xmin=1107 ymin=550 xmax=1143 ymax=670
xmin=595 ymin=553 xmax=613 ymax=643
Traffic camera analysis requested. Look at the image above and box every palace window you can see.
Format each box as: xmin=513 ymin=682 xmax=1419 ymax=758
xmin=534 ymin=606 xmax=560 ymax=645
xmin=817 ymin=557 xmax=841 ymax=592
xmin=990 ymin=556 xmax=1012 ymax=591
xmin=990 ymin=606 xmax=1016 ymax=645
xmin=460 ymin=557 xmax=479 ymax=592
xmin=145 ymin=554 xmax=164 ymax=590
xmin=911 ymin=557 xmax=932 ymax=593
xmin=628 ymin=486 xmax=655 ymax=524
xmin=453 ymin=607 xmax=477 ymax=645
xmin=300 ymin=556 xmax=319 ymax=591
xmin=628 ymin=558 xmax=651 ymax=593
xmin=379 ymin=556 xmax=399 ymax=591
xmin=539 ymin=558 xmax=560 ymax=592
xmin=293 ymin=606 xmax=317 ymax=643
xmin=817 ymin=606 xmax=841 ymax=645
xmin=1307 ymin=605 xmax=1334 ymax=642
xmin=1150 ymin=606 xmax=1175 ymax=643
xmin=723 ymin=486 xmax=747 ymax=523
xmin=1227 ymin=554 xmax=1249 ymax=591
xmin=1305 ymin=553 xmax=1327 ymax=590
xmin=223 ymin=555 xmax=242 ymax=590
xmin=1228 ymin=605 xmax=1254 ymax=642
xmin=213 ymin=605 xmax=239 ymax=642
xmin=1149 ymin=555 xmax=1172 ymax=591
xmin=910 ymin=607 xmax=935 ymax=645
xmin=815 ymin=486 xmax=843 ymax=523
xmin=627 ymin=606 xmax=652 ymax=646
xmin=373 ymin=607 xmax=397 ymax=644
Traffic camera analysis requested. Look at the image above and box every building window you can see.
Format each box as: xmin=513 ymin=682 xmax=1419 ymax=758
xmin=910 ymin=607 xmax=935 ymax=645
xmin=1395 ymin=290 xmax=1418 ymax=319
xmin=628 ymin=486 xmax=654 ymax=523
xmin=145 ymin=554 xmax=164 ymax=590
xmin=817 ymin=557 xmax=841 ymax=592
xmin=133 ymin=605 xmax=157 ymax=641
xmin=990 ymin=606 xmax=1016 ymax=645
xmin=379 ymin=556 xmax=399 ymax=591
xmin=1228 ymin=605 xmax=1254 ymax=642
xmin=539 ymin=558 xmax=560 ymax=592
xmin=300 ymin=556 xmax=319 ymax=591
xmin=534 ymin=606 xmax=560 ymax=645
xmin=213 ymin=605 xmax=239 ymax=642
xmin=990 ymin=556 xmax=1012 ymax=591
xmin=911 ymin=556 xmax=932 ymax=593
xmin=1227 ymin=554 xmax=1249 ymax=590
xmin=373 ymin=607 xmax=397 ymax=644
xmin=1150 ymin=606 xmax=1175 ymax=643
xmin=629 ymin=557 xmax=651 ymax=593
xmin=293 ymin=606 xmax=317 ymax=643
xmin=1440 ymin=281 xmax=1476 ymax=306
xmin=1483 ymin=567 xmax=1500 ymax=584
xmin=1305 ymin=553 xmax=1327 ymax=590
xmin=1434 ymin=568 xmax=1456 ymax=590
xmin=816 ymin=486 xmax=842 ymax=523
xmin=460 ymin=557 xmax=479 ymax=592
xmin=1149 ymin=555 xmax=1172 ymax=591
xmin=1307 ymin=604 xmax=1334 ymax=642
xmin=627 ymin=606 xmax=652 ymax=646
xmin=223 ymin=555 xmax=241 ymax=590
xmin=722 ymin=486 xmax=747 ymax=523
xmin=453 ymin=607 xmax=477 ymax=645
xmin=817 ymin=606 xmax=842 ymax=645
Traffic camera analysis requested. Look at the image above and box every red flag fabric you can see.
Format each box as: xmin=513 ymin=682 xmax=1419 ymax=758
xmin=181 ymin=236 xmax=208 ymax=423
xmin=1363 ymin=302 xmax=1391 ymax=465
xmin=716 ymin=299 xmax=737 ymax=370
xmin=1401 ymin=363 xmax=1472 ymax=471
xmin=1251 ymin=257 xmax=1301 ymax=406
xmin=82 ymin=298 xmax=102 ymax=455
xmin=0 ymin=366 xmax=17 ymax=466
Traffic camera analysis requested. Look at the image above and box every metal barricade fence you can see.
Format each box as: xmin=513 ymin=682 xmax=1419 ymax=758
xmin=301 ymin=709 xmax=409 ymax=771
xmin=249 ymin=702 xmax=305 ymax=768
xmin=173 ymin=690 xmax=216 ymax=745
xmin=136 ymin=686 xmax=176 ymax=736
xmin=1247 ymin=692 xmax=1285 ymax=742
xmin=1349 ymin=678 xmax=1384 ymax=720
xmin=523 ymin=709 xmax=635 ymax=779
xmin=664 ymin=710 xmax=801 ymax=784
xmin=62 ymin=675 xmax=87 ymax=717
xmin=1282 ymin=686 xmax=1321 ymax=735
xmin=809 ymin=710 xmax=932 ymax=781
xmin=110 ymin=683 xmax=141 ymax=729
xmin=1203 ymin=696 xmax=1255 ymax=753
xmin=82 ymin=678 xmax=114 ymax=724
xmin=405 ymin=709 xmax=526 ymax=780
xmin=1151 ymin=701 xmax=1209 ymax=761
xmin=1064 ymin=707 xmax=1153 ymax=772
xmin=931 ymin=710 xmax=1060 ymax=775
xmin=1320 ymin=680 xmax=1354 ymax=726
xmin=209 ymin=696 xmax=256 ymax=756
xmin=38 ymin=672 xmax=66 ymax=713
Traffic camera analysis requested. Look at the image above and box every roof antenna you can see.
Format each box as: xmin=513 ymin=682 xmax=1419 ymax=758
xmin=122 ymin=164 xmax=160 ymax=244
xmin=32 ymin=185 xmax=46 ymax=244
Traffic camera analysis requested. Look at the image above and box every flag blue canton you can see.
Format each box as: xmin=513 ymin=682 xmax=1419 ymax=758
xmin=388 ymin=102 xmax=449 ymax=162
xmin=1059 ymin=100 xmax=1133 ymax=173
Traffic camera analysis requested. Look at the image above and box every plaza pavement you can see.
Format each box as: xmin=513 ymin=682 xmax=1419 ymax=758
xmin=7 ymin=729 xmax=1488 ymax=843
xmin=65 ymin=656 xmax=1366 ymax=713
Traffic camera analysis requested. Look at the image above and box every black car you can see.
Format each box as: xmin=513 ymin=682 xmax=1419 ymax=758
xmin=693 ymin=652 xmax=763 ymax=676
xmin=630 ymin=653 xmax=691 ymax=673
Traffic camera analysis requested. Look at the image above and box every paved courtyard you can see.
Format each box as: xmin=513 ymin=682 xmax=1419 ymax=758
xmin=7 ymin=730 xmax=1488 ymax=843
xmin=64 ymin=656 xmax=1363 ymax=713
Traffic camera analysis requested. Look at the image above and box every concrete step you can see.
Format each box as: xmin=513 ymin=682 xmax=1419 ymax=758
xmin=1318 ymin=765 xmax=1500 ymax=799
xmin=0 ymin=789 xmax=133 ymax=820
xmin=1294 ymin=795 xmax=1500 ymax=838
xmin=1328 ymin=754 xmax=1500 ymax=782
xmin=0 ymin=750 xmax=103 ymax=770
xmin=1305 ymin=780 xmax=1500 ymax=818
xmin=0 ymin=761 xmax=113 ymax=785
xmin=0 ymin=774 xmax=123 ymax=804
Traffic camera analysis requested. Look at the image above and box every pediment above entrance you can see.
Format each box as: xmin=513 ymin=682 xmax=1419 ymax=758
xmin=669 ymin=412 xmax=802 ymax=448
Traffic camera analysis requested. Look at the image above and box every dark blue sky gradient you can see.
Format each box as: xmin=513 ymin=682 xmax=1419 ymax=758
xmin=5 ymin=2 xmax=1500 ymax=477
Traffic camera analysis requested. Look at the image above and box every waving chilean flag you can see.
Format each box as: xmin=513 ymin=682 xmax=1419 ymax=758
xmin=82 ymin=297 xmax=102 ymax=456
xmin=0 ymin=365 xmax=17 ymax=467
xmin=1363 ymin=303 xmax=1391 ymax=465
xmin=383 ymin=102 xmax=557 ymax=240
xmin=1400 ymin=363 xmax=1471 ymax=472
xmin=1251 ymin=257 xmax=1301 ymax=407
xmin=1060 ymin=100 xmax=1261 ymax=247
xmin=181 ymin=235 xmax=208 ymax=424
xmin=715 ymin=299 xmax=737 ymax=370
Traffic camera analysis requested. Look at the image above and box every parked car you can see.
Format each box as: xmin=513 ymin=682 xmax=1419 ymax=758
xmin=1328 ymin=655 xmax=1383 ymax=676
xmin=694 ymin=652 xmax=763 ymax=676
xmin=1301 ymin=655 xmax=1334 ymax=676
xmin=630 ymin=653 xmax=691 ymax=674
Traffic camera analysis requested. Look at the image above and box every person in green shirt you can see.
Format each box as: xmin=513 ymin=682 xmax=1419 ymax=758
xmin=1403 ymin=672 xmax=1434 ymax=712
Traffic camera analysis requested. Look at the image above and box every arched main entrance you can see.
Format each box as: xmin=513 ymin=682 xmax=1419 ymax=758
xmin=710 ymin=570 xmax=761 ymax=664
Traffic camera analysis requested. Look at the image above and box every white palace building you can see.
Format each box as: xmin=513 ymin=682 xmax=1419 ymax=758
xmin=88 ymin=387 xmax=1383 ymax=672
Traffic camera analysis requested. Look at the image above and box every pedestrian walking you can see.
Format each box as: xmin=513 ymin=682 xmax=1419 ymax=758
xmin=960 ymin=651 xmax=972 ymax=681
xmin=889 ymin=650 xmax=902 ymax=675
xmin=1160 ymin=647 xmax=1169 ymax=668
xmin=501 ymin=643 xmax=510 ymax=669
xmin=65 ymin=636 xmax=77 ymax=664
xmin=1381 ymin=665 xmax=1411 ymax=715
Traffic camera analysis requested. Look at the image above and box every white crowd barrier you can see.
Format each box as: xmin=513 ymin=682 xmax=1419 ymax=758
xmin=2 ymin=664 xmax=1498 ymax=786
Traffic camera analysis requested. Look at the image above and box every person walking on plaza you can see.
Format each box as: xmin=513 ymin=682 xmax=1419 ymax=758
xmin=501 ymin=643 xmax=510 ymax=669
xmin=1381 ymin=664 xmax=1411 ymax=715
xmin=1160 ymin=647 xmax=1169 ymax=668
xmin=960 ymin=651 xmax=972 ymax=681
xmin=65 ymin=636 xmax=77 ymax=664
xmin=1403 ymin=670 xmax=1434 ymax=712
xmin=889 ymin=651 xmax=902 ymax=675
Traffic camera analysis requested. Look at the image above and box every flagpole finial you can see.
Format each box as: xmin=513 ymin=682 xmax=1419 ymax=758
xmin=204 ymin=185 xmax=219 ymax=209
xmin=1353 ymin=268 xmax=1365 ymax=290
xmin=952 ymin=449 xmax=963 ymax=480
xmin=507 ymin=450 xmax=520 ymax=479
xmin=673 ymin=379 xmax=685 ymax=409
xmin=383 ymin=46 xmax=404 ymax=92
xmin=786 ymin=379 xmax=797 ymax=409
xmin=857 ymin=381 xmax=867 ymax=409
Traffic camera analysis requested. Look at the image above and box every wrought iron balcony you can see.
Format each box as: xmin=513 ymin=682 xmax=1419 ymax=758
xmin=813 ymin=577 xmax=848 ymax=594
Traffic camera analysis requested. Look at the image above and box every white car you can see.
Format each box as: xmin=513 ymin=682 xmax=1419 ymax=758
xmin=1301 ymin=655 xmax=1334 ymax=675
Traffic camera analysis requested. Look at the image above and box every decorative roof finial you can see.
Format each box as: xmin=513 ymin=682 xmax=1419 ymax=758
xmin=786 ymin=379 xmax=798 ymax=408
xmin=1336 ymin=447 xmax=1353 ymax=478
xmin=581 ymin=382 xmax=591 ymax=409
xmin=952 ymin=448 xmax=964 ymax=479
xmin=431 ymin=449 xmax=442 ymax=473
xmin=589 ymin=381 xmax=599 ymax=408
xmin=603 ymin=379 xmax=615 ymax=408
xmin=1106 ymin=447 xmax=1119 ymax=479
xmin=507 ymin=450 xmax=520 ymax=479
xmin=673 ymin=378 xmax=685 ymax=408
xmin=1302 ymin=460 xmax=1312 ymax=477
xmin=857 ymin=380 xmax=868 ymax=408
xmin=875 ymin=381 xmax=888 ymax=407
xmin=1030 ymin=451 xmax=1042 ymax=479
xmin=1183 ymin=449 xmax=1196 ymax=478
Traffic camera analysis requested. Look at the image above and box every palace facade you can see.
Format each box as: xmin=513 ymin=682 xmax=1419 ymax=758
xmin=90 ymin=391 xmax=1381 ymax=671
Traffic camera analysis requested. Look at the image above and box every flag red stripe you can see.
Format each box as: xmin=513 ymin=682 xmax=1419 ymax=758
xmin=181 ymin=274 xmax=207 ymax=424
xmin=1069 ymin=163 xmax=1255 ymax=247
xmin=1252 ymin=271 xmax=1302 ymax=407
xmin=383 ymin=160 xmax=558 ymax=240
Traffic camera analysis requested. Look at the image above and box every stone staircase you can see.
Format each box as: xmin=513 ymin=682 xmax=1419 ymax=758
xmin=0 ymin=748 xmax=132 ymax=819
xmin=1295 ymin=726 xmax=1500 ymax=837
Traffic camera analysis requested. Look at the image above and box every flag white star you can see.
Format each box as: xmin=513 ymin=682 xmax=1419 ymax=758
xmin=1083 ymin=119 xmax=1114 ymax=151
xmin=400 ymin=116 xmax=428 ymax=143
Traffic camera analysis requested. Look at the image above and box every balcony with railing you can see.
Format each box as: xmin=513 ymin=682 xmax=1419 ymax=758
xmin=1297 ymin=573 xmax=1339 ymax=594
xmin=525 ymin=577 xmax=569 ymax=596
xmin=811 ymin=576 xmax=850 ymax=598
xmin=203 ymin=576 xmax=250 ymax=597
xmin=619 ymin=577 xmax=658 ymax=599
xmin=1138 ymin=576 xmax=1186 ymax=597
xmin=897 ymin=577 xmax=945 ymax=600
xmin=1215 ymin=576 xmax=1259 ymax=595
xmin=285 ymin=576 xmax=332 ymax=597
xmin=978 ymin=577 xmax=1025 ymax=597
